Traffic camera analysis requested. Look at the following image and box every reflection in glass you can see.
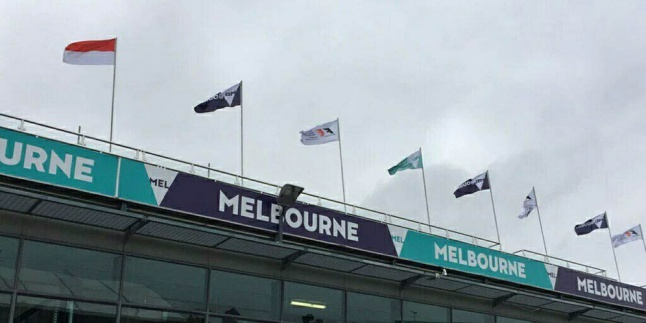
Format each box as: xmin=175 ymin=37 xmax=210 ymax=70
xmin=452 ymin=309 xmax=495 ymax=323
xmin=0 ymin=293 xmax=11 ymax=323
xmin=14 ymin=296 xmax=115 ymax=323
xmin=0 ymin=236 xmax=19 ymax=290
xmin=121 ymin=307 xmax=204 ymax=323
xmin=403 ymin=301 xmax=449 ymax=323
xmin=19 ymin=241 xmax=121 ymax=301
xmin=210 ymin=270 xmax=280 ymax=321
xmin=283 ymin=282 xmax=343 ymax=323
xmin=347 ymin=292 xmax=401 ymax=323
xmin=123 ymin=257 xmax=207 ymax=311
xmin=496 ymin=317 xmax=532 ymax=323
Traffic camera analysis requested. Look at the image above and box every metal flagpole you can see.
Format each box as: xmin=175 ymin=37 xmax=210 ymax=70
xmin=419 ymin=147 xmax=431 ymax=227
xmin=109 ymin=37 xmax=118 ymax=152
xmin=336 ymin=118 xmax=347 ymax=212
xmin=487 ymin=171 xmax=503 ymax=250
xmin=607 ymin=218 xmax=622 ymax=281
xmin=240 ymin=80 xmax=244 ymax=185
xmin=533 ymin=187 xmax=549 ymax=259
xmin=641 ymin=224 xmax=646 ymax=254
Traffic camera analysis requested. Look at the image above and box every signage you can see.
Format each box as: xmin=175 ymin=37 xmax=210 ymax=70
xmin=0 ymin=127 xmax=118 ymax=196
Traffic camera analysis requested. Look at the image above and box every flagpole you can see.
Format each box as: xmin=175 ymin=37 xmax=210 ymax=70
xmin=419 ymin=148 xmax=431 ymax=227
xmin=641 ymin=224 xmax=646 ymax=254
xmin=109 ymin=37 xmax=118 ymax=152
xmin=240 ymin=80 xmax=244 ymax=185
xmin=337 ymin=118 xmax=347 ymax=212
xmin=533 ymin=187 xmax=549 ymax=259
xmin=487 ymin=172 xmax=502 ymax=250
xmin=607 ymin=219 xmax=622 ymax=281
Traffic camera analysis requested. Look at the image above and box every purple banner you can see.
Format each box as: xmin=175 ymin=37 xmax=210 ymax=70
xmin=555 ymin=266 xmax=646 ymax=311
xmin=160 ymin=174 xmax=398 ymax=256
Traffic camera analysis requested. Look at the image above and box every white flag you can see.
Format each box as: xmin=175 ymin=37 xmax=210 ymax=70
xmin=611 ymin=225 xmax=643 ymax=248
xmin=300 ymin=120 xmax=339 ymax=145
xmin=518 ymin=188 xmax=537 ymax=219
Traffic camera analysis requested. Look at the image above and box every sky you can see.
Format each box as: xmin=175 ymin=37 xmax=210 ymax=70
xmin=1 ymin=1 xmax=646 ymax=285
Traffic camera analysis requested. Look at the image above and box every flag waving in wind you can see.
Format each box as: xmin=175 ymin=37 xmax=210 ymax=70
xmin=63 ymin=39 xmax=116 ymax=65
xmin=300 ymin=120 xmax=339 ymax=145
xmin=574 ymin=213 xmax=609 ymax=236
xmin=454 ymin=171 xmax=490 ymax=198
xmin=612 ymin=225 xmax=643 ymax=248
xmin=194 ymin=82 xmax=242 ymax=113
xmin=388 ymin=149 xmax=423 ymax=175
xmin=518 ymin=188 xmax=537 ymax=219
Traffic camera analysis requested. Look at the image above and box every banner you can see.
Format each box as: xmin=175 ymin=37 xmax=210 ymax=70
xmin=554 ymin=267 xmax=646 ymax=311
xmin=0 ymin=126 xmax=118 ymax=196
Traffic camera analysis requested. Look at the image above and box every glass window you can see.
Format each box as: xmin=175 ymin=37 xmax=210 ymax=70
xmin=347 ymin=292 xmax=401 ymax=323
xmin=283 ymin=282 xmax=343 ymax=323
xmin=19 ymin=241 xmax=121 ymax=301
xmin=123 ymin=257 xmax=207 ymax=311
xmin=403 ymin=301 xmax=449 ymax=323
xmin=496 ymin=317 xmax=532 ymax=323
xmin=121 ymin=307 xmax=204 ymax=323
xmin=210 ymin=270 xmax=280 ymax=321
xmin=0 ymin=236 xmax=19 ymax=290
xmin=452 ymin=309 xmax=494 ymax=323
xmin=0 ymin=293 xmax=11 ymax=323
xmin=14 ymin=295 xmax=116 ymax=323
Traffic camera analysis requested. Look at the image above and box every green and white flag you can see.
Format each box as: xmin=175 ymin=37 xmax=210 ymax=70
xmin=388 ymin=149 xmax=423 ymax=175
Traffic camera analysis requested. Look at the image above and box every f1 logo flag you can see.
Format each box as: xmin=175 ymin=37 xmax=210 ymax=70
xmin=300 ymin=120 xmax=339 ymax=145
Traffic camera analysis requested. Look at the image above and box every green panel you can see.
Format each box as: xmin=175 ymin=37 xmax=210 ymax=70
xmin=0 ymin=127 xmax=117 ymax=196
xmin=117 ymin=158 xmax=156 ymax=205
xmin=400 ymin=231 xmax=553 ymax=289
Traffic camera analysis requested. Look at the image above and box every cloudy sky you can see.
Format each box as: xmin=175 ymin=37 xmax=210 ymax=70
xmin=2 ymin=1 xmax=646 ymax=285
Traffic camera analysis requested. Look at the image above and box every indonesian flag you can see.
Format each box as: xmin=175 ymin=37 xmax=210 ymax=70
xmin=63 ymin=39 xmax=116 ymax=65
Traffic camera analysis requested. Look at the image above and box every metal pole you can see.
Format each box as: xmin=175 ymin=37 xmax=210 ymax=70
xmin=240 ymin=80 xmax=244 ymax=185
xmin=487 ymin=172 xmax=502 ymax=250
xmin=109 ymin=37 xmax=118 ymax=152
xmin=641 ymin=224 xmax=646 ymax=254
xmin=533 ymin=187 xmax=549 ymax=260
xmin=607 ymin=222 xmax=622 ymax=281
xmin=337 ymin=118 xmax=347 ymax=212
xmin=207 ymin=162 xmax=211 ymax=178
xmin=419 ymin=148 xmax=431 ymax=227
xmin=77 ymin=126 xmax=82 ymax=145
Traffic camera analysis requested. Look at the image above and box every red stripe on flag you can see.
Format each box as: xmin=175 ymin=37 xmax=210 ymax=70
xmin=65 ymin=39 xmax=116 ymax=52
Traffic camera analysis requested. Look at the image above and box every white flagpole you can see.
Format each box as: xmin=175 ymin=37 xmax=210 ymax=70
xmin=533 ymin=187 xmax=549 ymax=259
xmin=641 ymin=224 xmax=646 ymax=254
xmin=109 ymin=37 xmax=118 ymax=152
xmin=337 ymin=118 xmax=347 ymax=212
xmin=487 ymin=171 xmax=502 ymax=250
xmin=607 ymin=216 xmax=622 ymax=281
xmin=240 ymin=80 xmax=244 ymax=185
xmin=419 ymin=147 xmax=431 ymax=227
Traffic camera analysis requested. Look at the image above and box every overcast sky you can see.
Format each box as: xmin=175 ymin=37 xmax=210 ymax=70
xmin=2 ymin=1 xmax=646 ymax=285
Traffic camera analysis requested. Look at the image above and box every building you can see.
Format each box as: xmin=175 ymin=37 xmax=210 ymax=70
xmin=0 ymin=113 xmax=645 ymax=323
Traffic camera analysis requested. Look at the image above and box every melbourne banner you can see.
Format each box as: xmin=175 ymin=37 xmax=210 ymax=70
xmin=0 ymin=126 xmax=118 ymax=196
xmin=553 ymin=266 xmax=646 ymax=311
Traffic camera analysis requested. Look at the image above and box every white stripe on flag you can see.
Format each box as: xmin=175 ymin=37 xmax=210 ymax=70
xmin=63 ymin=50 xmax=115 ymax=65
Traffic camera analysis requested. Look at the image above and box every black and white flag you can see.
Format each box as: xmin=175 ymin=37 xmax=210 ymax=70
xmin=454 ymin=171 xmax=490 ymax=198
xmin=574 ymin=212 xmax=609 ymax=236
xmin=518 ymin=188 xmax=537 ymax=219
xmin=194 ymin=82 xmax=242 ymax=113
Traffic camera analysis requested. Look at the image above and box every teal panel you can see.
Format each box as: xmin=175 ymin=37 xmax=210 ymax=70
xmin=400 ymin=231 xmax=553 ymax=289
xmin=0 ymin=127 xmax=117 ymax=196
xmin=117 ymin=158 xmax=156 ymax=205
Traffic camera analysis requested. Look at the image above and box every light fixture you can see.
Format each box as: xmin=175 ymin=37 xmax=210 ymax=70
xmin=276 ymin=184 xmax=304 ymax=242
xmin=290 ymin=300 xmax=326 ymax=310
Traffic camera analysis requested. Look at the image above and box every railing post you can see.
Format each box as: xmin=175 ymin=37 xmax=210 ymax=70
xmin=317 ymin=197 xmax=322 ymax=206
xmin=17 ymin=120 xmax=26 ymax=131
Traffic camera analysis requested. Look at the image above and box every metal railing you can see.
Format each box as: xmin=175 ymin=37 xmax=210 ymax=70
xmin=513 ymin=249 xmax=609 ymax=278
xmin=0 ymin=113 xmax=610 ymax=277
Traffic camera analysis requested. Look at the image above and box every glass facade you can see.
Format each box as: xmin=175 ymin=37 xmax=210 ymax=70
xmin=0 ymin=235 xmax=538 ymax=323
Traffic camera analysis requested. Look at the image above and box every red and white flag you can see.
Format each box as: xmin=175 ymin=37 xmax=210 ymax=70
xmin=63 ymin=39 xmax=116 ymax=65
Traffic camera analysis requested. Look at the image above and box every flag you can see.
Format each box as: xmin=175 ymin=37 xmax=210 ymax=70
xmin=388 ymin=149 xmax=423 ymax=175
xmin=518 ymin=188 xmax=537 ymax=219
xmin=454 ymin=171 xmax=490 ymax=198
xmin=194 ymin=82 xmax=242 ymax=113
xmin=574 ymin=213 xmax=608 ymax=236
xmin=300 ymin=120 xmax=339 ymax=145
xmin=63 ymin=39 xmax=116 ymax=65
xmin=612 ymin=225 xmax=643 ymax=248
